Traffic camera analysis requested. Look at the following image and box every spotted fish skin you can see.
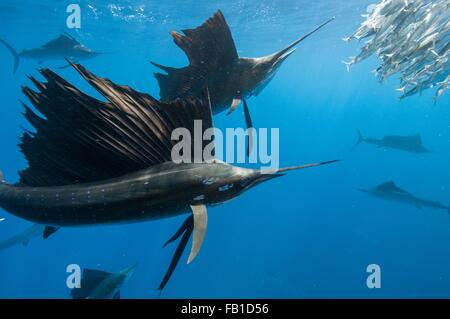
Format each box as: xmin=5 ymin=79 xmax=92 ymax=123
xmin=0 ymin=161 xmax=265 ymax=227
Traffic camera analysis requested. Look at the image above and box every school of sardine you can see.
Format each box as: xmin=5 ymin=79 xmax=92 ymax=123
xmin=344 ymin=0 xmax=450 ymax=100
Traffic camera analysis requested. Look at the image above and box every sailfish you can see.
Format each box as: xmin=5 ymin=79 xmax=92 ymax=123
xmin=0 ymin=32 xmax=101 ymax=74
xmin=360 ymin=181 xmax=450 ymax=213
xmin=0 ymin=62 xmax=337 ymax=291
xmin=352 ymin=129 xmax=429 ymax=153
xmin=71 ymin=265 xmax=136 ymax=299
xmin=151 ymin=10 xmax=334 ymax=153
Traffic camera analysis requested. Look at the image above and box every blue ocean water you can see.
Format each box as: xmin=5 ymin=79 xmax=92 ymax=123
xmin=0 ymin=0 xmax=449 ymax=299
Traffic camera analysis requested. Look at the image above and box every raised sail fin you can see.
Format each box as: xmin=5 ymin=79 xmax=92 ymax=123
xmin=19 ymin=64 xmax=214 ymax=186
xmin=152 ymin=10 xmax=238 ymax=101
xmin=41 ymin=34 xmax=80 ymax=50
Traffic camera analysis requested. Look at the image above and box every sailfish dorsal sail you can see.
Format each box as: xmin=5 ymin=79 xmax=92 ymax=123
xmin=375 ymin=181 xmax=408 ymax=194
xmin=152 ymin=10 xmax=238 ymax=101
xmin=19 ymin=62 xmax=214 ymax=187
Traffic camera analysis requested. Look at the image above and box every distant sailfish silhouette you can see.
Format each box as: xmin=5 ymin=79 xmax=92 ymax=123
xmin=360 ymin=181 xmax=450 ymax=213
xmin=352 ymin=129 xmax=428 ymax=153
xmin=0 ymin=32 xmax=101 ymax=73
xmin=0 ymin=223 xmax=58 ymax=251
xmin=71 ymin=265 xmax=136 ymax=299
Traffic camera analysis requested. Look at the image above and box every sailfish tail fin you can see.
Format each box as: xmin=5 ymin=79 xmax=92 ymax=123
xmin=352 ymin=129 xmax=365 ymax=151
xmin=0 ymin=38 xmax=20 ymax=74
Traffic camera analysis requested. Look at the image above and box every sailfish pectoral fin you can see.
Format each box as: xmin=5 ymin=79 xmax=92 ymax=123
xmin=188 ymin=204 xmax=208 ymax=264
xmin=243 ymin=99 xmax=254 ymax=156
xmin=226 ymin=94 xmax=242 ymax=115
